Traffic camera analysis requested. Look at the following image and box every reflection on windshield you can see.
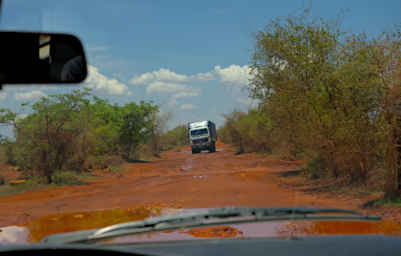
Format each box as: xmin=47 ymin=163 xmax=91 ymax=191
xmin=182 ymin=226 xmax=243 ymax=238
xmin=191 ymin=128 xmax=208 ymax=136
xmin=23 ymin=206 xmax=163 ymax=243
xmin=100 ymin=219 xmax=401 ymax=245
xmin=276 ymin=221 xmax=401 ymax=237
xmin=39 ymin=35 xmax=51 ymax=61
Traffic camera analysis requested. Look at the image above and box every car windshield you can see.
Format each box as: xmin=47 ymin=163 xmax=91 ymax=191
xmin=191 ymin=128 xmax=208 ymax=136
xmin=0 ymin=0 xmax=401 ymax=245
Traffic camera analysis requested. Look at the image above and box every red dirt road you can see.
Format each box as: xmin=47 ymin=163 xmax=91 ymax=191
xmin=0 ymin=143 xmax=385 ymax=227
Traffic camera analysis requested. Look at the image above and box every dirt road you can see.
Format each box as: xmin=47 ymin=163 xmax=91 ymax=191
xmin=0 ymin=143 xmax=371 ymax=227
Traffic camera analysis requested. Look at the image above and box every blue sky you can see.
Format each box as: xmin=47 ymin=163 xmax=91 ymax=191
xmin=0 ymin=0 xmax=400 ymax=133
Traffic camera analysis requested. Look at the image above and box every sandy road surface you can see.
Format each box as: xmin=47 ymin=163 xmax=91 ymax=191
xmin=0 ymin=143 xmax=364 ymax=227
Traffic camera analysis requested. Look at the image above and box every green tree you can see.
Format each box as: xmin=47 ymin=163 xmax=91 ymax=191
xmin=249 ymin=10 xmax=401 ymax=186
xmin=119 ymin=102 xmax=158 ymax=160
xmin=0 ymin=89 xmax=160 ymax=183
xmin=161 ymin=124 xmax=188 ymax=150
xmin=11 ymin=89 xmax=91 ymax=182
xmin=218 ymin=109 xmax=271 ymax=154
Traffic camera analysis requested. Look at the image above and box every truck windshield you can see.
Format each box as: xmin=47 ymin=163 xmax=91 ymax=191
xmin=191 ymin=128 xmax=208 ymax=136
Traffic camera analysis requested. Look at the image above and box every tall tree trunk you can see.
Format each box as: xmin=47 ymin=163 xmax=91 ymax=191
xmin=384 ymin=120 xmax=401 ymax=199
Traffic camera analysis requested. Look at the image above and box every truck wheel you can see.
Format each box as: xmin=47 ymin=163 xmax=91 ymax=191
xmin=209 ymin=142 xmax=216 ymax=153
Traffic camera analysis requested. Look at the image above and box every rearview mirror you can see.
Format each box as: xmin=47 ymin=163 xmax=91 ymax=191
xmin=0 ymin=32 xmax=88 ymax=85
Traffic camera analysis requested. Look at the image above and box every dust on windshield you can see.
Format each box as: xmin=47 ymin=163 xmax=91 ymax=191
xmin=0 ymin=0 xmax=400 ymax=245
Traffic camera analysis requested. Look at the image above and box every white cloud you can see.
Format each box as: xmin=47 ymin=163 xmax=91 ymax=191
xmin=146 ymin=81 xmax=201 ymax=99
xmin=153 ymin=69 xmax=189 ymax=83
xmin=130 ymin=64 xmax=252 ymax=88
xmin=192 ymin=71 xmax=215 ymax=81
xmin=129 ymin=64 xmax=252 ymax=105
xmin=146 ymin=81 xmax=189 ymax=94
xmin=173 ymin=90 xmax=201 ymax=99
xmin=130 ymin=72 xmax=155 ymax=85
xmin=130 ymin=68 xmax=190 ymax=85
xmin=15 ymin=90 xmax=46 ymax=101
xmin=214 ymin=64 xmax=252 ymax=86
xmin=180 ymin=104 xmax=196 ymax=110
xmin=85 ymin=65 xmax=130 ymax=95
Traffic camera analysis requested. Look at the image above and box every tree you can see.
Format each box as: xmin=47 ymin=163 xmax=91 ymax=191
xmin=377 ymin=29 xmax=401 ymax=198
xmin=249 ymin=10 xmax=401 ymax=185
xmin=119 ymin=102 xmax=158 ymax=160
xmin=149 ymin=111 xmax=172 ymax=156
xmin=0 ymin=89 xmax=159 ymax=183
xmin=161 ymin=124 xmax=188 ymax=150
xmin=10 ymin=89 xmax=91 ymax=183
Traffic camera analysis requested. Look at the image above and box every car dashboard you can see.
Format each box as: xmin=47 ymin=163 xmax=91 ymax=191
xmin=0 ymin=235 xmax=400 ymax=256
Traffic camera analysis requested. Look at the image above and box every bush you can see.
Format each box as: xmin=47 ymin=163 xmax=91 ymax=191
xmin=85 ymin=155 xmax=124 ymax=170
xmin=161 ymin=125 xmax=188 ymax=149
xmin=304 ymin=155 xmax=328 ymax=179
xmin=0 ymin=147 xmax=6 ymax=165
xmin=0 ymin=143 xmax=16 ymax=166
xmin=0 ymin=177 xmax=48 ymax=196
xmin=103 ymin=155 xmax=124 ymax=167
xmin=0 ymin=89 xmax=159 ymax=183
xmin=134 ymin=144 xmax=154 ymax=160
xmin=218 ymin=109 xmax=271 ymax=154
xmin=51 ymin=171 xmax=85 ymax=186
xmin=5 ymin=144 xmax=17 ymax=166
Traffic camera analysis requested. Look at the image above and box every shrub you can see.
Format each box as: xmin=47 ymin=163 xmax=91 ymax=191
xmin=0 ymin=177 xmax=48 ymax=196
xmin=304 ymin=155 xmax=328 ymax=179
xmin=218 ymin=109 xmax=272 ymax=154
xmin=0 ymin=89 xmax=159 ymax=183
xmin=161 ymin=125 xmax=188 ymax=149
xmin=85 ymin=155 xmax=124 ymax=170
xmin=52 ymin=171 xmax=85 ymax=186
xmin=134 ymin=144 xmax=154 ymax=160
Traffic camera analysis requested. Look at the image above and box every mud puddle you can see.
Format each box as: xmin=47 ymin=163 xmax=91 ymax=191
xmin=180 ymin=158 xmax=193 ymax=171
xmin=0 ymin=206 xmax=182 ymax=244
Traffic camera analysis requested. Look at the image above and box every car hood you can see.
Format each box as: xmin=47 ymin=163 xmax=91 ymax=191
xmin=1 ymin=207 xmax=400 ymax=245
xmin=99 ymin=219 xmax=401 ymax=245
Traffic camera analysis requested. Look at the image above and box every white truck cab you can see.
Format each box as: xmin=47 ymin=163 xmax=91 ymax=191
xmin=187 ymin=120 xmax=217 ymax=154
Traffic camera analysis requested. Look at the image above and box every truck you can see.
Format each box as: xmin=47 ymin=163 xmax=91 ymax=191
xmin=187 ymin=120 xmax=217 ymax=154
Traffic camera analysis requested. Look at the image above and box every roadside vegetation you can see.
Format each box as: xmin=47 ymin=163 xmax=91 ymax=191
xmin=219 ymin=10 xmax=401 ymax=200
xmin=0 ymin=88 xmax=168 ymax=191
xmin=160 ymin=124 xmax=188 ymax=151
